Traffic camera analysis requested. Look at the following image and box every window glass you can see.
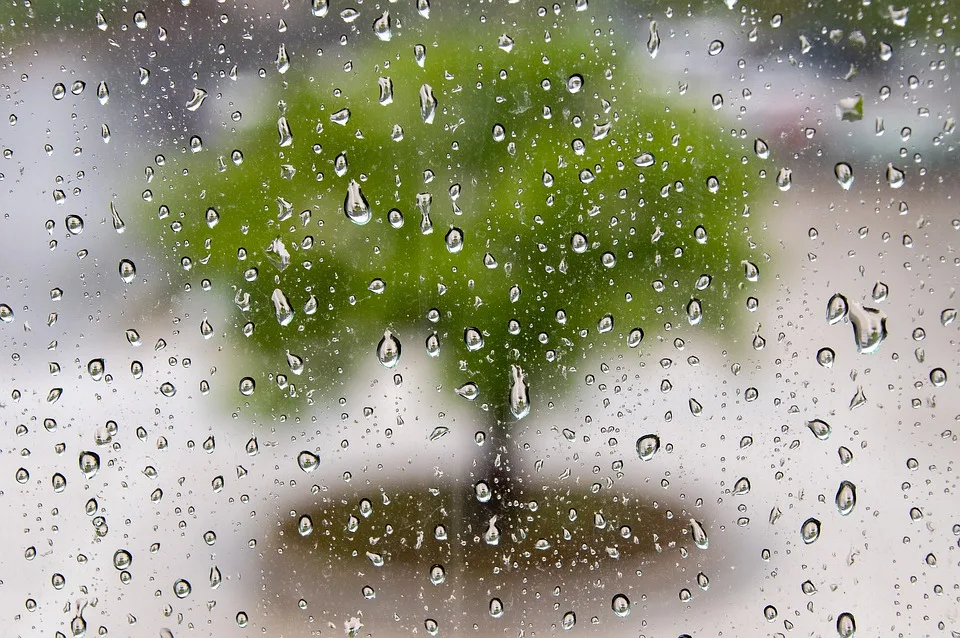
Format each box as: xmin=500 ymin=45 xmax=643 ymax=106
xmin=1 ymin=1 xmax=957 ymax=636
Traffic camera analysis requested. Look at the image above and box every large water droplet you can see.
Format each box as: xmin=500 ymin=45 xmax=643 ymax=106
xmin=848 ymin=302 xmax=887 ymax=354
xmin=79 ymin=451 xmax=100 ymax=478
xmin=886 ymin=163 xmax=905 ymax=188
xmin=690 ymin=518 xmax=709 ymax=549
xmin=835 ymin=480 xmax=857 ymax=515
xmin=800 ymin=517 xmax=821 ymax=544
xmin=807 ymin=418 xmax=832 ymax=440
xmin=377 ymin=329 xmax=401 ymax=368
xmin=826 ymin=293 xmax=849 ymax=325
xmin=611 ymin=594 xmax=630 ymax=617
xmin=344 ymin=179 xmax=371 ymax=225
xmin=118 ymin=259 xmax=136 ymax=283
xmin=646 ymin=20 xmax=660 ymax=58
xmin=636 ymin=434 xmax=660 ymax=461
xmin=419 ymin=84 xmax=437 ymax=124
xmin=271 ymin=288 xmax=294 ymax=326
xmin=834 ymin=162 xmax=854 ymax=190
xmin=509 ymin=364 xmax=530 ymax=419
xmin=297 ymin=451 xmax=320 ymax=473
xmin=837 ymin=612 xmax=856 ymax=637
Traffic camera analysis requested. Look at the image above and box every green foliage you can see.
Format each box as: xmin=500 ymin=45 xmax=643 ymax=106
xmin=144 ymin=9 xmax=763 ymax=419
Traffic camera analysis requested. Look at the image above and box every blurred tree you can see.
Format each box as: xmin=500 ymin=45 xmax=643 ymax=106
xmin=139 ymin=4 xmax=766 ymax=565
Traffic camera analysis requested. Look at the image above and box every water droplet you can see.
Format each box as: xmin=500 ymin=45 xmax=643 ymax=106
xmin=800 ymin=517 xmax=821 ymax=544
xmin=561 ymin=611 xmax=576 ymax=630
xmin=509 ymin=364 xmax=530 ymax=419
xmin=79 ymin=451 xmax=100 ymax=478
xmin=764 ymin=605 xmax=778 ymax=622
xmin=807 ymin=419 xmax=832 ymax=440
xmin=871 ymin=281 xmax=889 ymax=302
xmin=690 ymin=518 xmax=709 ymax=549
xmin=298 ymin=515 xmax=314 ymax=536
xmin=373 ymin=11 xmax=392 ymax=41
xmin=836 ymin=95 xmax=863 ymax=121
xmin=429 ymin=563 xmax=446 ymax=585
xmin=627 ymin=328 xmax=644 ymax=348
xmin=498 ymin=34 xmax=514 ymax=52
xmin=344 ymin=180 xmax=371 ymax=225
xmin=276 ymin=43 xmax=290 ymax=73
xmin=277 ymin=116 xmax=293 ymax=146
xmin=849 ymin=303 xmax=887 ymax=354
xmin=816 ymin=347 xmax=835 ymax=368
xmin=837 ymin=612 xmax=856 ymax=637
xmin=173 ymin=578 xmax=192 ymax=598
xmin=611 ymin=594 xmax=630 ymax=617
xmin=776 ymin=167 xmax=793 ymax=191
xmin=566 ymin=74 xmax=584 ymax=94
xmin=836 ymin=481 xmax=857 ymax=515
xmin=59 ymin=215 xmax=85 ymax=236
xmin=444 ymin=227 xmax=464 ymax=253
xmin=489 ymin=598 xmax=504 ymax=618
xmin=886 ymin=163 xmax=905 ymax=188
xmin=930 ymin=367 xmax=947 ymax=387
xmin=297 ymin=451 xmax=320 ymax=473
xmin=826 ymin=293 xmax=849 ymax=325
xmin=330 ymin=107 xmax=351 ymax=126
xmin=708 ymin=40 xmax=724 ymax=55
xmin=110 ymin=202 xmax=125 ymax=233
xmin=118 ymin=259 xmax=136 ymax=283
xmin=733 ymin=477 xmax=751 ymax=495
xmin=754 ymin=138 xmax=770 ymax=159
xmin=185 ymin=88 xmax=207 ymax=111
xmin=377 ymin=329 xmax=401 ymax=368
xmin=464 ymin=327 xmax=484 ymax=352
xmin=834 ymin=162 xmax=854 ymax=189
xmin=113 ymin=549 xmax=132 ymax=570
xmin=419 ymin=84 xmax=437 ymax=124
xmin=271 ymin=288 xmax=294 ymax=326
xmin=97 ymin=81 xmax=109 ymax=105
xmin=455 ymin=382 xmax=479 ymax=401
xmin=83 ymin=358 xmax=104 ymax=382
xmin=646 ymin=20 xmax=660 ymax=58
xmin=686 ymin=299 xmax=703 ymax=325
xmin=636 ymin=434 xmax=660 ymax=461
xmin=239 ymin=377 xmax=255 ymax=396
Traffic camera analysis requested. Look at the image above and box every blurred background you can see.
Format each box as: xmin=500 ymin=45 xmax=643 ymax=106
xmin=0 ymin=0 xmax=958 ymax=636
